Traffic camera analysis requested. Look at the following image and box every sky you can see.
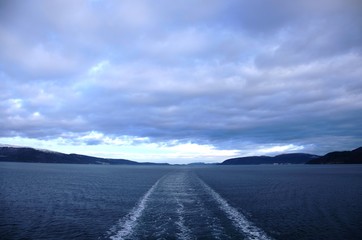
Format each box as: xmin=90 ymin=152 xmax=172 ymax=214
xmin=0 ymin=0 xmax=361 ymax=163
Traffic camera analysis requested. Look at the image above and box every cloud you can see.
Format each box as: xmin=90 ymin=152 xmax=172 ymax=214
xmin=0 ymin=0 xmax=361 ymax=162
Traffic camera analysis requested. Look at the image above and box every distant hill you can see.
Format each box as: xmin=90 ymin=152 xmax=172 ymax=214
xmin=0 ymin=146 xmax=167 ymax=165
xmin=2 ymin=144 xmax=361 ymax=166
xmin=307 ymin=147 xmax=362 ymax=164
xmin=221 ymin=153 xmax=319 ymax=165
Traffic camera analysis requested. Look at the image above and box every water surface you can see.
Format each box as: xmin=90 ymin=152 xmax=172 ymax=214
xmin=1 ymin=163 xmax=361 ymax=239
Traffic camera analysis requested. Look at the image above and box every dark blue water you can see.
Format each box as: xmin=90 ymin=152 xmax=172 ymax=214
xmin=1 ymin=163 xmax=362 ymax=239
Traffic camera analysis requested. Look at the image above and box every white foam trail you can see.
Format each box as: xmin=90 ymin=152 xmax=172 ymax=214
xmin=175 ymin=200 xmax=192 ymax=240
xmin=198 ymin=178 xmax=273 ymax=240
xmin=108 ymin=180 xmax=160 ymax=240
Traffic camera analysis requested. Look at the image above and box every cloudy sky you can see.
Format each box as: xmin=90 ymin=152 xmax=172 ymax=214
xmin=1 ymin=0 xmax=361 ymax=163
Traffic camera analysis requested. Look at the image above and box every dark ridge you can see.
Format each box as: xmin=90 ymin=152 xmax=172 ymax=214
xmin=307 ymin=146 xmax=362 ymax=164
xmin=221 ymin=153 xmax=319 ymax=165
xmin=2 ymin=145 xmax=361 ymax=165
xmin=0 ymin=146 xmax=168 ymax=165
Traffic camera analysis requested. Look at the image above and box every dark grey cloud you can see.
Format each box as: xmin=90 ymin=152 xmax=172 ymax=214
xmin=1 ymin=0 xmax=361 ymax=160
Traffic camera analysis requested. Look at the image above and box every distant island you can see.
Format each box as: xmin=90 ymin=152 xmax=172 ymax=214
xmin=0 ymin=145 xmax=361 ymax=165
xmin=0 ymin=145 xmax=168 ymax=165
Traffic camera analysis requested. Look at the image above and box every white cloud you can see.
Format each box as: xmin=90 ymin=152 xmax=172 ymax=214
xmin=8 ymin=99 xmax=23 ymax=110
xmin=88 ymin=60 xmax=110 ymax=75
xmin=256 ymin=144 xmax=304 ymax=154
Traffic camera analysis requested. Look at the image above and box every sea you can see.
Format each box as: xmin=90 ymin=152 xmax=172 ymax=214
xmin=1 ymin=162 xmax=361 ymax=240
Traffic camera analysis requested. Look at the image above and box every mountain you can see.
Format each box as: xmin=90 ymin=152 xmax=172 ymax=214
xmin=307 ymin=147 xmax=362 ymax=164
xmin=0 ymin=146 xmax=167 ymax=165
xmin=221 ymin=153 xmax=319 ymax=165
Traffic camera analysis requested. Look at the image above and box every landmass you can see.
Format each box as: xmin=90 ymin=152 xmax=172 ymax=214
xmin=306 ymin=147 xmax=362 ymax=164
xmin=221 ymin=153 xmax=319 ymax=165
xmin=0 ymin=145 xmax=168 ymax=165
xmin=1 ymin=144 xmax=361 ymax=165
xmin=222 ymin=147 xmax=362 ymax=165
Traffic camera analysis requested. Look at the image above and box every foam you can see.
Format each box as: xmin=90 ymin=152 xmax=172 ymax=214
xmin=108 ymin=180 xmax=160 ymax=240
xmin=198 ymin=178 xmax=273 ymax=240
xmin=175 ymin=200 xmax=193 ymax=240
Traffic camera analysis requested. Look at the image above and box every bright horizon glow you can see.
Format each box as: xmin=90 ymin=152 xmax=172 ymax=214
xmin=0 ymin=135 xmax=309 ymax=164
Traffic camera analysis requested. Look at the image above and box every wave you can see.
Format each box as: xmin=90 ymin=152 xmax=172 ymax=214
xmin=175 ymin=199 xmax=193 ymax=240
xmin=107 ymin=179 xmax=160 ymax=240
xmin=198 ymin=178 xmax=273 ymax=240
